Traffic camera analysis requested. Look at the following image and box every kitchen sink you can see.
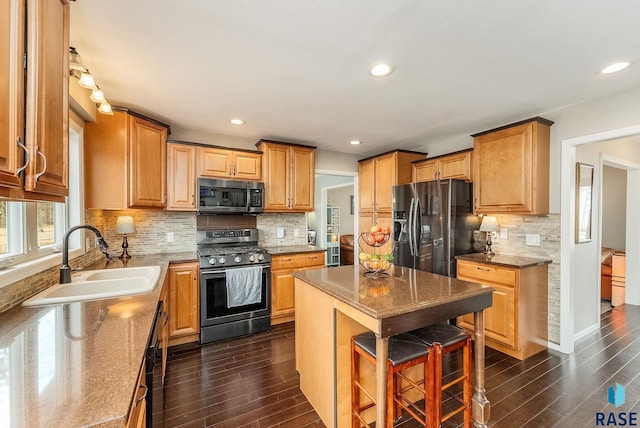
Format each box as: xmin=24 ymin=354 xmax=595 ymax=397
xmin=22 ymin=265 xmax=162 ymax=307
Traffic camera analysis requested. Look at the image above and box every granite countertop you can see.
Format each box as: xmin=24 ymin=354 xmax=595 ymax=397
xmin=455 ymin=253 xmax=552 ymax=268
xmin=293 ymin=265 xmax=493 ymax=327
xmin=265 ymin=245 xmax=326 ymax=255
xmin=0 ymin=252 xmax=197 ymax=428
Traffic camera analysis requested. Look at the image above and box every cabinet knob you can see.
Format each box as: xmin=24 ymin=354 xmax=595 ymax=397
xmin=16 ymin=137 xmax=29 ymax=176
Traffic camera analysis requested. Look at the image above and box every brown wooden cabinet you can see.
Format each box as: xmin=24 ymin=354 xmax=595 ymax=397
xmin=167 ymin=143 xmax=196 ymax=211
xmin=197 ymin=146 xmax=262 ymax=181
xmin=412 ymin=150 xmax=473 ymax=183
xmin=358 ymin=150 xmax=426 ymax=217
xmin=271 ymin=251 xmax=325 ymax=324
xmin=126 ymin=360 xmax=147 ymax=428
xmin=472 ymin=117 xmax=553 ymax=214
xmin=257 ymin=140 xmax=315 ymax=212
xmin=85 ymin=109 xmax=169 ymax=209
xmin=168 ymin=262 xmax=199 ymax=346
xmin=456 ymin=258 xmax=548 ymax=360
xmin=0 ymin=0 xmax=69 ymax=201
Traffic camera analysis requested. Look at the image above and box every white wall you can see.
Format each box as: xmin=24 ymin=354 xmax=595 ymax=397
xmin=315 ymin=149 xmax=360 ymax=172
xmin=602 ymin=165 xmax=627 ymax=251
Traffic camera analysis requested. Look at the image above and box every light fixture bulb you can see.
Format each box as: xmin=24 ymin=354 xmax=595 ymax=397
xmin=601 ymin=61 xmax=631 ymax=74
xmin=89 ymin=87 xmax=106 ymax=103
xmin=350 ymin=140 xmax=362 ymax=145
xmin=230 ymin=119 xmax=245 ymax=125
xmin=98 ymin=101 xmax=114 ymax=115
xmin=77 ymin=71 xmax=96 ymax=89
xmin=369 ymin=63 xmax=393 ymax=77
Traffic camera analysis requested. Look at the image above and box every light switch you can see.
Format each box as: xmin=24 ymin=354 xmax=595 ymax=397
xmin=167 ymin=232 xmax=175 ymax=243
xmin=500 ymin=228 xmax=508 ymax=240
xmin=293 ymin=228 xmax=300 ymax=237
xmin=276 ymin=228 xmax=285 ymax=238
xmin=525 ymin=234 xmax=540 ymax=246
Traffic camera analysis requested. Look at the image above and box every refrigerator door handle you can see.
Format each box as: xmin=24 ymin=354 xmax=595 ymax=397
xmin=414 ymin=197 xmax=422 ymax=256
xmin=408 ymin=197 xmax=415 ymax=256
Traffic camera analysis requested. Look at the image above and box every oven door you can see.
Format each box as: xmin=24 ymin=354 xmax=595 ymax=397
xmin=200 ymin=266 xmax=271 ymax=327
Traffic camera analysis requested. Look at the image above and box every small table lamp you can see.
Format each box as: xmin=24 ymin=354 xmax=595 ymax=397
xmin=115 ymin=216 xmax=136 ymax=259
xmin=479 ymin=216 xmax=498 ymax=256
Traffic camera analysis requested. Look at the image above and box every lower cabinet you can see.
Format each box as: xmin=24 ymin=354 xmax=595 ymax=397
xmin=456 ymin=258 xmax=548 ymax=360
xmin=168 ymin=262 xmax=200 ymax=346
xmin=271 ymin=251 xmax=325 ymax=324
xmin=127 ymin=360 xmax=147 ymax=428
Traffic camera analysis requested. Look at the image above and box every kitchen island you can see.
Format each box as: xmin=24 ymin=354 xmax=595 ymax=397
xmin=293 ymin=265 xmax=493 ymax=427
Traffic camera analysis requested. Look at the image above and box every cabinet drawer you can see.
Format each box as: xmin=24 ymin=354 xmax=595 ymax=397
xmin=457 ymin=261 xmax=516 ymax=286
xmin=273 ymin=252 xmax=325 ymax=270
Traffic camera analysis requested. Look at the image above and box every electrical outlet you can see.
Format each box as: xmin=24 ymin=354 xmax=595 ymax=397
xmin=526 ymin=234 xmax=540 ymax=246
xmin=85 ymin=237 xmax=92 ymax=251
xmin=500 ymin=228 xmax=508 ymax=240
xmin=167 ymin=232 xmax=175 ymax=243
xmin=276 ymin=228 xmax=285 ymax=238
xmin=491 ymin=231 xmax=499 ymax=243
xmin=293 ymin=228 xmax=300 ymax=237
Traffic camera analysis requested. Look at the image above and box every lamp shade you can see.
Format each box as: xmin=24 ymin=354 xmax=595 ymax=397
xmin=479 ymin=216 xmax=498 ymax=232
xmin=115 ymin=216 xmax=136 ymax=234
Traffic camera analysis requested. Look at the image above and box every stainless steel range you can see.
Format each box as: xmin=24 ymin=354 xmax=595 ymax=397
xmin=198 ymin=228 xmax=271 ymax=344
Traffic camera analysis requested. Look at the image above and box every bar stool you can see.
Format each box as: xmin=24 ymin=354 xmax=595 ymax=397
xmin=351 ymin=331 xmax=435 ymax=428
xmin=408 ymin=324 xmax=472 ymax=428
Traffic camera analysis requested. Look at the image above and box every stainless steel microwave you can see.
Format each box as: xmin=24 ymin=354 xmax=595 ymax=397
xmin=197 ymin=178 xmax=264 ymax=214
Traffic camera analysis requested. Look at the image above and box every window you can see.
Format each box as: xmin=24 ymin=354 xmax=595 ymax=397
xmin=0 ymin=121 xmax=83 ymax=273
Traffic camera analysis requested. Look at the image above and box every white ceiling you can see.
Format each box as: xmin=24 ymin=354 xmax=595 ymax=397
xmin=70 ymin=1 xmax=640 ymax=156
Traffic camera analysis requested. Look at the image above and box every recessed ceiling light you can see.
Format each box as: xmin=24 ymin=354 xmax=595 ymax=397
xmin=601 ymin=61 xmax=631 ymax=74
xmin=230 ymin=119 xmax=245 ymax=125
xmin=369 ymin=63 xmax=393 ymax=77
xmin=350 ymin=140 xmax=362 ymax=145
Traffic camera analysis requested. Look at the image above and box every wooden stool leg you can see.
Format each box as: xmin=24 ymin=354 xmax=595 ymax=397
xmin=387 ymin=360 xmax=395 ymax=428
xmin=463 ymin=337 xmax=472 ymax=428
xmin=352 ymin=339 xmax=360 ymax=428
xmin=425 ymin=351 xmax=436 ymax=428
xmin=433 ymin=343 xmax=443 ymax=427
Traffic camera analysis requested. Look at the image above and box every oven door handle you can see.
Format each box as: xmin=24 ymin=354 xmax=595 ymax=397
xmin=201 ymin=265 xmax=270 ymax=276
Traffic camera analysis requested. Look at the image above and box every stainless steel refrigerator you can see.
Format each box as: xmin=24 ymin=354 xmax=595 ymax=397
xmin=392 ymin=179 xmax=482 ymax=277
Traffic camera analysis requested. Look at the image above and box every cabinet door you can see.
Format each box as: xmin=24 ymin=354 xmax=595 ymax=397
xmin=358 ymin=159 xmax=375 ymax=214
xmin=129 ymin=115 xmax=167 ymax=208
xmin=290 ymin=146 xmax=314 ymax=211
xmin=233 ymin=151 xmax=262 ymax=181
xmin=458 ymin=284 xmax=515 ymax=347
xmin=0 ymin=0 xmax=24 ymax=190
xmin=439 ymin=151 xmax=472 ymax=181
xmin=169 ymin=263 xmax=199 ymax=338
xmin=24 ymin=0 xmax=69 ymax=197
xmin=373 ymin=153 xmax=396 ymax=213
xmin=413 ymin=160 xmax=437 ymax=182
xmin=263 ymin=143 xmax=290 ymax=211
xmin=197 ymin=147 xmax=233 ymax=178
xmin=474 ymin=122 xmax=533 ymax=213
xmin=167 ymin=143 xmax=196 ymax=211
xmin=272 ymin=269 xmax=295 ymax=318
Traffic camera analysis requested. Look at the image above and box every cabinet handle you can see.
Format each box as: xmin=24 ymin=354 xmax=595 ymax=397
xmin=281 ymin=258 xmax=292 ymax=262
xmin=476 ymin=266 xmax=491 ymax=272
xmin=16 ymin=137 xmax=29 ymax=176
xmin=35 ymin=146 xmax=47 ymax=181
xmin=136 ymin=384 xmax=148 ymax=404
xmin=307 ymin=256 xmax=317 ymax=259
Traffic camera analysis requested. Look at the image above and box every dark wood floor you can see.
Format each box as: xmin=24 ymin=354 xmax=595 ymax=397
xmin=160 ymin=304 xmax=639 ymax=427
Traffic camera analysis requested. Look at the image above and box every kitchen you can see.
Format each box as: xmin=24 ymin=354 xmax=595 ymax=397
xmin=2 ymin=1 xmax=640 ymax=427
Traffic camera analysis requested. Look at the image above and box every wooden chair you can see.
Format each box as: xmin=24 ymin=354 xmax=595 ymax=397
xmin=408 ymin=324 xmax=472 ymax=428
xmin=351 ymin=331 xmax=435 ymax=428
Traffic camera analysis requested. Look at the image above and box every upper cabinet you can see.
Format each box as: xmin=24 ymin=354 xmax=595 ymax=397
xmin=256 ymin=140 xmax=315 ymax=212
xmin=412 ymin=150 xmax=473 ymax=183
xmin=197 ymin=147 xmax=262 ymax=181
xmin=85 ymin=109 xmax=170 ymax=209
xmin=167 ymin=142 xmax=196 ymax=211
xmin=0 ymin=0 xmax=69 ymax=201
xmin=472 ymin=117 xmax=553 ymax=215
xmin=358 ymin=150 xmax=426 ymax=215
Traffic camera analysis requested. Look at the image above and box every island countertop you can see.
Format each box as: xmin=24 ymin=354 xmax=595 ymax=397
xmin=293 ymin=265 xmax=493 ymax=337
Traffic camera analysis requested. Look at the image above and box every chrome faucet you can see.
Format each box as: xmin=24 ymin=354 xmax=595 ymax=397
xmin=60 ymin=225 xmax=110 ymax=284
